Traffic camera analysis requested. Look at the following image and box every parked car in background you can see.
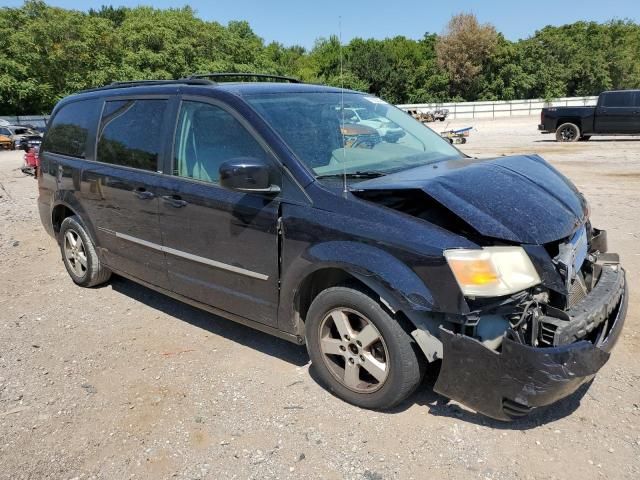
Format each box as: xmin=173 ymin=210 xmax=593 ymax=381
xmin=0 ymin=134 xmax=12 ymax=150
xmin=37 ymin=74 xmax=627 ymax=420
xmin=405 ymin=107 xmax=449 ymax=124
xmin=0 ymin=125 xmax=43 ymax=150
xmin=19 ymin=120 xmax=47 ymax=134
xmin=539 ymin=90 xmax=640 ymax=142
xmin=21 ymin=146 xmax=40 ymax=176
xmin=343 ymin=107 xmax=405 ymax=142
xmin=17 ymin=132 xmax=43 ymax=151
xmin=432 ymin=108 xmax=449 ymax=122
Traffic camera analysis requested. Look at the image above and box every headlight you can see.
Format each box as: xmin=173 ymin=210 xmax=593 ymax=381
xmin=444 ymin=247 xmax=541 ymax=297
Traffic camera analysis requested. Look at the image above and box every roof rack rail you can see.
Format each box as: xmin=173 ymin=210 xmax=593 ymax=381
xmin=77 ymin=78 xmax=214 ymax=94
xmin=187 ymin=73 xmax=301 ymax=83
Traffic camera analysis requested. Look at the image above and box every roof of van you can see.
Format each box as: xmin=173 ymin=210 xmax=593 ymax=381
xmin=74 ymin=80 xmax=358 ymax=97
xmin=214 ymin=82 xmax=358 ymax=96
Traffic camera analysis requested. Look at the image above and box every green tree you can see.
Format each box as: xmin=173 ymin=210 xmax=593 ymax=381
xmin=0 ymin=3 xmax=639 ymax=115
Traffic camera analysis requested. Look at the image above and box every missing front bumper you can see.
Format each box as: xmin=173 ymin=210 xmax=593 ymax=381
xmin=433 ymin=268 xmax=628 ymax=421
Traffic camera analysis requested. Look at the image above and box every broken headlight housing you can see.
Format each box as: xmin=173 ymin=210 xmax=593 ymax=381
xmin=444 ymin=247 xmax=541 ymax=297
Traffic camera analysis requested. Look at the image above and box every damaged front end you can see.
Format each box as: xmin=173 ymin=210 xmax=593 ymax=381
xmin=433 ymin=227 xmax=628 ymax=421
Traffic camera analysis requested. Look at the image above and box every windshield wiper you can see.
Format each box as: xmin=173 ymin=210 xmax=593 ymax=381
xmin=316 ymin=171 xmax=387 ymax=180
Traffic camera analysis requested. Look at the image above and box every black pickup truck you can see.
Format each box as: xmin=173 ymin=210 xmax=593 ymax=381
xmin=539 ymin=90 xmax=640 ymax=142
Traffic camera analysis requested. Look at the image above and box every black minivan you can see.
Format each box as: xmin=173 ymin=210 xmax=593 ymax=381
xmin=38 ymin=74 xmax=628 ymax=420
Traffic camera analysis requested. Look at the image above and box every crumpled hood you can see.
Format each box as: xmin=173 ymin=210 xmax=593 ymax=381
xmin=352 ymin=154 xmax=588 ymax=245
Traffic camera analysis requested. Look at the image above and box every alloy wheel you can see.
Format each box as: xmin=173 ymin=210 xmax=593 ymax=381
xmin=63 ymin=229 xmax=88 ymax=277
xmin=559 ymin=125 xmax=577 ymax=141
xmin=318 ymin=308 xmax=390 ymax=393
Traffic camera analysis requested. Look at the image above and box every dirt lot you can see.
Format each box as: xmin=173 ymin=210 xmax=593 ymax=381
xmin=1 ymin=115 xmax=639 ymax=480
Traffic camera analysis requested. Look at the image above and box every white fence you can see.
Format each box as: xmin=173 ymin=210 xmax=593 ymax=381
xmin=398 ymin=96 xmax=598 ymax=120
xmin=0 ymin=115 xmax=49 ymax=127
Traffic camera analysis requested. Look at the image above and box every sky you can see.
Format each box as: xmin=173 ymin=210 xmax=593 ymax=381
xmin=4 ymin=0 xmax=639 ymax=48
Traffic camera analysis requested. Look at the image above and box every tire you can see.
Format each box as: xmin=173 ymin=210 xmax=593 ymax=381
xmin=59 ymin=215 xmax=111 ymax=287
xmin=555 ymin=123 xmax=580 ymax=142
xmin=306 ymin=286 xmax=425 ymax=410
xmin=579 ymin=135 xmax=591 ymax=141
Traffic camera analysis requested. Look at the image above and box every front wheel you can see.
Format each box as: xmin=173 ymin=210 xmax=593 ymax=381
xmin=306 ymin=286 xmax=425 ymax=410
xmin=556 ymin=123 xmax=580 ymax=142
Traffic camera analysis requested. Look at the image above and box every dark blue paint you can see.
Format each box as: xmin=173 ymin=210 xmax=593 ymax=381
xmin=354 ymin=154 xmax=587 ymax=244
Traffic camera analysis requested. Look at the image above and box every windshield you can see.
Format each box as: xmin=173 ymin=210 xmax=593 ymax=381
xmin=246 ymin=92 xmax=462 ymax=179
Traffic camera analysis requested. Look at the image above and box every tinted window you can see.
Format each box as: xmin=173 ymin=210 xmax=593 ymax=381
xmin=42 ymin=100 xmax=100 ymax=158
xmin=97 ymin=99 xmax=168 ymax=171
xmin=602 ymin=91 xmax=634 ymax=108
xmin=634 ymin=92 xmax=640 ymax=107
xmin=0 ymin=128 xmax=10 ymax=136
xmin=173 ymin=101 xmax=270 ymax=184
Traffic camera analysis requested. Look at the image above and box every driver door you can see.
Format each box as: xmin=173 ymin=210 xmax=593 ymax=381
xmin=156 ymin=99 xmax=281 ymax=326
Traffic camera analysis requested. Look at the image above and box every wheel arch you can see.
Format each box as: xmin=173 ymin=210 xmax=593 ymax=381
xmin=555 ymin=117 xmax=582 ymax=130
xmin=51 ymin=202 xmax=75 ymax=234
xmin=279 ymin=241 xmax=437 ymax=337
xmin=50 ymin=195 xmax=98 ymax=246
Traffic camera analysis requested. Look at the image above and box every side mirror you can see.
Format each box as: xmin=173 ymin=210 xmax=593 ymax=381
xmin=219 ymin=157 xmax=280 ymax=194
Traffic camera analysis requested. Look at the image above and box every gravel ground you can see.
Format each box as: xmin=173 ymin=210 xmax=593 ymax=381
xmin=0 ymin=116 xmax=639 ymax=479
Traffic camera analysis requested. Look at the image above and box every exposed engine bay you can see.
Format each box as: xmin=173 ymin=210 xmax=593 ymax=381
xmin=352 ymin=186 xmax=623 ymax=352
xmin=466 ymin=225 xmax=624 ymax=352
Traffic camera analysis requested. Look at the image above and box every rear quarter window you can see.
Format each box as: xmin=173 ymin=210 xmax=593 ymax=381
xmin=42 ymin=99 xmax=100 ymax=158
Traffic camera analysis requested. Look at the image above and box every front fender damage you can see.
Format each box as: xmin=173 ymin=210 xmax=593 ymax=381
xmin=433 ymin=263 xmax=627 ymax=421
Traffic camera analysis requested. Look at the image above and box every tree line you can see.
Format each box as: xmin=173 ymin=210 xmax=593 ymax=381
xmin=1 ymin=0 xmax=639 ymax=115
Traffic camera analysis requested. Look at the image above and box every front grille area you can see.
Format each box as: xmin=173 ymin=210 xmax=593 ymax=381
xmin=568 ymin=272 xmax=588 ymax=308
xmin=539 ymin=322 xmax=558 ymax=346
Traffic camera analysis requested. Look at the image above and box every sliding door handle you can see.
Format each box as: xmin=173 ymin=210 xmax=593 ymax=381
xmin=133 ymin=188 xmax=154 ymax=200
xmin=161 ymin=195 xmax=188 ymax=208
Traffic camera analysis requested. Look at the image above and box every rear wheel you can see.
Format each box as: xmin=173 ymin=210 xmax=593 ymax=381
xmin=556 ymin=123 xmax=580 ymax=142
xmin=306 ymin=286 xmax=425 ymax=409
xmin=60 ymin=215 xmax=111 ymax=287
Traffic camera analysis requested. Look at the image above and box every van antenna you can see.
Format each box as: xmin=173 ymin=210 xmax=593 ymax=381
xmin=339 ymin=16 xmax=348 ymax=197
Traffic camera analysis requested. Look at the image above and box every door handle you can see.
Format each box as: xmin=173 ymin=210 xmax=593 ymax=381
xmin=133 ymin=188 xmax=154 ymax=200
xmin=161 ymin=195 xmax=188 ymax=208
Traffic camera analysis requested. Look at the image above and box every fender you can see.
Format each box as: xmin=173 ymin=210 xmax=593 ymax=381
xmin=51 ymin=191 xmax=99 ymax=246
xmin=279 ymin=240 xmax=434 ymax=327
xmin=278 ymin=240 xmax=445 ymax=360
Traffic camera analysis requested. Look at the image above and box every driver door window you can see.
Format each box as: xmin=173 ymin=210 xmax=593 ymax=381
xmin=173 ymin=101 xmax=271 ymax=184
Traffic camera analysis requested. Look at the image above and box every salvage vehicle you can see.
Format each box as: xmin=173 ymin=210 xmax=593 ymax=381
xmin=17 ymin=132 xmax=43 ymax=151
xmin=0 ymin=125 xmax=41 ymax=150
xmin=0 ymin=134 xmax=12 ymax=150
xmin=38 ymin=74 xmax=628 ymax=420
xmin=539 ymin=89 xmax=640 ymax=142
xmin=405 ymin=107 xmax=449 ymax=124
xmin=432 ymin=107 xmax=449 ymax=122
